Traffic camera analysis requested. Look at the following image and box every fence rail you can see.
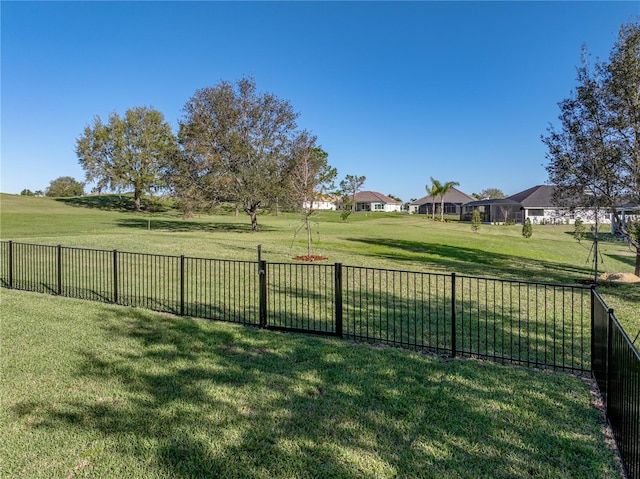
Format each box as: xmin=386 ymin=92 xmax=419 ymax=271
xmin=1 ymin=240 xmax=637 ymax=478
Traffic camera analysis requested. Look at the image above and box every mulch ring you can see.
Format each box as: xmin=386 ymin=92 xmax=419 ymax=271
xmin=574 ymin=272 xmax=640 ymax=287
xmin=292 ymin=255 xmax=328 ymax=262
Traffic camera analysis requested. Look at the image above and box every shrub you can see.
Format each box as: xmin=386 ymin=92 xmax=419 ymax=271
xmin=522 ymin=217 xmax=533 ymax=238
xmin=471 ymin=209 xmax=481 ymax=232
xmin=574 ymin=218 xmax=586 ymax=243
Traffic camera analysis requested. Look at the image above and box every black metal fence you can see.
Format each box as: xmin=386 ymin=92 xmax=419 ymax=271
xmin=1 ymin=240 xmax=637 ymax=477
xmin=593 ymin=289 xmax=640 ymax=479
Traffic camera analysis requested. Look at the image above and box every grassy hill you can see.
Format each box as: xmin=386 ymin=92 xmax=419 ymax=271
xmin=1 ymin=193 xmax=638 ymax=334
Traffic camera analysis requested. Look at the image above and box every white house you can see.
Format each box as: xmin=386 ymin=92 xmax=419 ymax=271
xmin=511 ymin=185 xmax=612 ymax=225
xmin=302 ymin=194 xmax=338 ymax=211
xmin=461 ymin=185 xmax=615 ymax=225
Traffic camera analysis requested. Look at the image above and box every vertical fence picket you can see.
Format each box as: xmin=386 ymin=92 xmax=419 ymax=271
xmin=259 ymin=260 xmax=267 ymax=328
xmin=335 ymin=263 xmax=343 ymax=338
xmin=57 ymin=245 xmax=62 ymax=295
xmin=180 ymin=255 xmax=185 ymax=316
xmin=8 ymin=240 xmax=13 ymax=289
xmin=451 ymin=272 xmax=457 ymax=358
xmin=113 ymin=250 xmax=118 ymax=304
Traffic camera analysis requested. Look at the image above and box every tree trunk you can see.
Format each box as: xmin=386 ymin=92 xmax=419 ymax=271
xmin=245 ymin=203 xmax=260 ymax=231
xmin=635 ymin=248 xmax=640 ymax=277
xmin=134 ymin=189 xmax=142 ymax=212
xmin=305 ymin=214 xmax=312 ymax=257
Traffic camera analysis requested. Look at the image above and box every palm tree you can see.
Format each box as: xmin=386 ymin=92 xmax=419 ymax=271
xmin=437 ymin=180 xmax=460 ymax=221
xmin=427 ymin=178 xmax=442 ymax=221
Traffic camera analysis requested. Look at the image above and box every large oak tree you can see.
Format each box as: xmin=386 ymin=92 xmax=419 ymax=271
xmin=76 ymin=106 xmax=179 ymax=211
xmin=45 ymin=176 xmax=85 ymax=197
xmin=176 ymin=77 xmax=301 ymax=231
xmin=543 ymin=20 xmax=640 ymax=275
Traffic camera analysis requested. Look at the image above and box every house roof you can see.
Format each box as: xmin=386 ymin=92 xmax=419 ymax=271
xmin=507 ymin=185 xmax=555 ymax=208
xmin=463 ymin=184 xmax=637 ymax=210
xmin=313 ymin=193 xmax=339 ymax=202
xmin=354 ymin=191 xmax=401 ymax=205
xmin=410 ymin=187 xmax=475 ymax=206
xmin=462 ymin=198 xmax=521 ymax=207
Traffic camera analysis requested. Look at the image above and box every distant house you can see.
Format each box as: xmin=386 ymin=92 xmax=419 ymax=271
xmin=460 ymin=198 xmax=523 ymax=223
xmin=337 ymin=191 xmax=402 ymax=212
xmin=302 ymin=194 xmax=338 ymax=211
xmin=409 ymin=187 xmax=476 ymax=215
xmin=460 ymin=185 xmax=615 ymax=224
xmin=612 ymin=203 xmax=640 ymax=234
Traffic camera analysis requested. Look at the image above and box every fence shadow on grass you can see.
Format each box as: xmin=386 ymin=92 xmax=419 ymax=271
xmin=346 ymin=238 xmax=592 ymax=284
xmin=7 ymin=301 xmax=620 ymax=478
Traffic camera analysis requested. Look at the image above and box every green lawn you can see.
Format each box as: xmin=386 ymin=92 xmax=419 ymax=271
xmin=1 ymin=193 xmax=638 ymax=335
xmin=0 ymin=289 xmax=623 ymax=478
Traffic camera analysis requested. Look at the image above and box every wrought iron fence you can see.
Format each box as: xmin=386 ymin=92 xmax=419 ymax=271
xmin=592 ymin=289 xmax=640 ymax=479
xmin=1 ymin=240 xmax=637 ymax=477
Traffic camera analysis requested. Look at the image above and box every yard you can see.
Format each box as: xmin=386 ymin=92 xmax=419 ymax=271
xmin=0 ymin=289 xmax=623 ymax=478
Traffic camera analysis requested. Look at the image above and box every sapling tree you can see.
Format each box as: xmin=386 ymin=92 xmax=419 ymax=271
xmin=283 ymin=132 xmax=336 ymax=256
xmin=338 ymin=174 xmax=366 ymax=221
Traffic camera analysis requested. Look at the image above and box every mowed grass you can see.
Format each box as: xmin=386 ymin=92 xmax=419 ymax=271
xmin=0 ymin=289 xmax=623 ymax=478
xmin=1 ymin=193 xmax=638 ymax=334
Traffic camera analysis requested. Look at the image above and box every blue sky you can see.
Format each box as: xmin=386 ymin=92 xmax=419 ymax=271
xmin=2 ymin=1 xmax=638 ymax=202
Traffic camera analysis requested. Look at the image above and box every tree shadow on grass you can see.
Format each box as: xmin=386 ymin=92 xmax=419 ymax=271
xmin=345 ymin=237 xmax=592 ymax=284
xmin=604 ymin=252 xmax=637 ymax=268
xmin=7 ymin=302 xmax=621 ymax=478
xmin=56 ymin=195 xmax=171 ymax=213
xmin=116 ymin=217 xmax=275 ymax=233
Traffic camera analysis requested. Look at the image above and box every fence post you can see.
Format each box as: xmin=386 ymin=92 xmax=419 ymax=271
xmin=259 ymin=260 xmax=267 ymax=328
xmin=113 ymin=250 xmax=118 ymax=304
xmin=606 ymin=306 xmax=614 ymax=415
xmin=451 ymin=272 xmax=457 ymax=358
xmin=591 ymin=286 xmax=596 ymax=374
xmin=57 ymin=245 xmax=62 ymax=295
xmin=8 ymin=241 xmax=13 ymax=289
xmin=180 ymin=255 xmax=185 ymax=316
xmin=335 ymin=263 xmax=343 ymax=338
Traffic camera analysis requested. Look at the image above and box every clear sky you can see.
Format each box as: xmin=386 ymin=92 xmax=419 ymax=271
xmin=2 ymin=1 xmax=638 ymax=202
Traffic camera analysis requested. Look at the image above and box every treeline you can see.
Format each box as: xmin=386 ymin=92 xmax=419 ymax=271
xmin=75 ymin=77 xmax=345 ymax=231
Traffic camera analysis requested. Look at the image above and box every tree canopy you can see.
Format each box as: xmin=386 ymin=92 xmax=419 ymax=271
xmin=338 ymin=174 xmax=366 ymax=220
xmin=473 ymin=188 xmax=505 ymax=199
xmin=76 ymin=106 xmax=179 ymax=211
xmin=543 ymin=19 xmax=640 ymax=275
xmin=428 ymin=177 xmax=459 ymax=221
xmin=175 ymin=77 xmax=303 ymax=231
xmin=45 ymin=176 xmax=85 ymax=197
